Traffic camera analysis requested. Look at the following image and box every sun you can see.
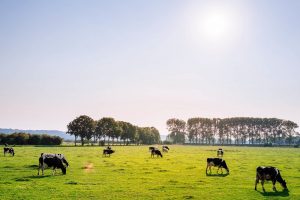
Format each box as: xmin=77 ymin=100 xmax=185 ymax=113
xmin=202 ymin=12 xmax=232 ymax=40
xmin=186 ymin=5 xmax=236 ymax=43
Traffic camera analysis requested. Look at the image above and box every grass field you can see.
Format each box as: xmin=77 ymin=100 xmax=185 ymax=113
xmin=0 ymin=146 xmax=299 ymax=200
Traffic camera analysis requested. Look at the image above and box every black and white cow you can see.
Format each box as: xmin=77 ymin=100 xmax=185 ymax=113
xmin=4 ymin=147 xmax=15 ymax=156
xmin=151 ymin=149 xmax=163 ymax=158
xmin=255 ymin=166 xmax=287 ymax=192
xmin=103 ymin=149 xmax=115 ymax=157
xmin=162 ymin=146 xmax=169 ymax=150
xmin=38 ymin=153 xmax=69 ymax=175
xmin=162 ymin=146 xmax=169 ymax=153
xmin=217 ymin=148 xmax=223 ymax=157
xmin=206 ymin=158 xmax=229 ymax=174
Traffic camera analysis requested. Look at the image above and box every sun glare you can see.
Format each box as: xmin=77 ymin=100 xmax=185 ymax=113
xmin=186 ymin=4 xmax=237 ymax=44
xmin=202 ymin=12 xmax=232 ymax=40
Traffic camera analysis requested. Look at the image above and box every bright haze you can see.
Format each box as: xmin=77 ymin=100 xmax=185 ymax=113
xmin=0 ymin=0 xmax=299 ymax=135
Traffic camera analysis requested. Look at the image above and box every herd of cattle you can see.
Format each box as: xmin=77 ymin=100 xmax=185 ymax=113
xmin=3 ymin=145 xmax=288 ymax=192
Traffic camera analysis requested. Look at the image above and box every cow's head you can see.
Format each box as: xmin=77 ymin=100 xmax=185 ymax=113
xmin=222 ymin=161 xmax=229 ymax=173
xmin=281 ymin=180 xmax=287 ymax=189
xmin=10 ymin=149 xmax=15 ymax=156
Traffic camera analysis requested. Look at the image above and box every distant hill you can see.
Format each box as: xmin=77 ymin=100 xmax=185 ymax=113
xmin=0 ymin=128 xmax=73 ymax=140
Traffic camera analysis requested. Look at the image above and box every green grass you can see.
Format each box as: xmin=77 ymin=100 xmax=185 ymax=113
xmin=0 ymin=146 xmax=299 ymax=200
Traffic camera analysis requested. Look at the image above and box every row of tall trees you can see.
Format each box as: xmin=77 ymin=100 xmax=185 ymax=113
xmin=0 ymin=133 xmax=63 ymax=145
xmin=67 ymin=115 xmax=161 ymax=146
xmin=166 ymin=117 xmax=299 ymax=145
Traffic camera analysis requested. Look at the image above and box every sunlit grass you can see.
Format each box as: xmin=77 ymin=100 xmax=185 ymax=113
xmin=0 ymin=146 xmax=299 ymax=199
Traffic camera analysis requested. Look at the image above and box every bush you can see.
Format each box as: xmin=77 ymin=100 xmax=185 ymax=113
xmin=0 ymin=132 xmax=63 ymax=145
xmin=263 ymin=143 xmax=273 ymax=147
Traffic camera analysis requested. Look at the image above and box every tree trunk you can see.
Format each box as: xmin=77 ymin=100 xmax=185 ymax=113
xmin=81 ymin=136 xmax=84 ymax=146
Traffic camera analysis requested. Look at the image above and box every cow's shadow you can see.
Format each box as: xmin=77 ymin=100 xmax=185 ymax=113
xmin=23 ymin=175 xmax=53 ymax=179
xmin=206 ymin=173 xmax=229 ymax=177
xmin=257 ymin=189 xmax=289 ymax=197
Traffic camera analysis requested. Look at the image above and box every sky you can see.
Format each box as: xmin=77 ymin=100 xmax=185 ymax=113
xmin=0 ymin=0 xmax=299 ymax=135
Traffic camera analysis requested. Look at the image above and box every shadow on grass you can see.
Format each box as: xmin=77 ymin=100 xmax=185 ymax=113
xmin=22 ymin=175 xmax=52 ymax=179
xmin=257 ymin=189 xmax=289 ymax=197
xmin=15 ymin=175 xmax=53 ymax=181
xmin=23 ymin=164 xmax=39 ymax=169
xmin=206 ymin=173 xmax=229 ymax=177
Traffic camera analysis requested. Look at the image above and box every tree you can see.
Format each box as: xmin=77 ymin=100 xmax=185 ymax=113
xmin=95 ymin=117 xmax=118 ymax=145
xmin=67 ymin=115 xmax=95 ymax=146
xmin=119 ymin=121 xmax=136 ymax=145
xmin=166 ymin=118 xmax=186 ymax=144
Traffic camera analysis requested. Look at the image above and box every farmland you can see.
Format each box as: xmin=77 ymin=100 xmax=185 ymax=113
xmin=0 ymin=146 xmax=299 ymax=200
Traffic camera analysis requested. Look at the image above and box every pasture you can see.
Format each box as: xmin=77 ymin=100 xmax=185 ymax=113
xmin=0 ymin=146 xmax=299 ymax=200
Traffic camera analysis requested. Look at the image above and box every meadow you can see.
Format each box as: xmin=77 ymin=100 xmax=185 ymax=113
xmin=0 ymin=145 xmax=299 ymax=200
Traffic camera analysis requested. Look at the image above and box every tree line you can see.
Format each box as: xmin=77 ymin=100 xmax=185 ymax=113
xmin=0 ymin=133 xmax=63 ymax=145
xmin=166 ymin=117 xmax=299 ymax=145
xmin=67 ymin=115 xmax=161 ymax=146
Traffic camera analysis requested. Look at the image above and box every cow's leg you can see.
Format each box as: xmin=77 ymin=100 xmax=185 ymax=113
xmin=261 ymin=180 xmax=265 ymax=192
xmin=38 ymin=163 xmax=41 ymax=175
xmin=272 ymin=180 xmax=277 ymax=192
xmin=52 ymin=167 xmax=56 ymax=175
xmin=42 ymin=164 xmax=45 ymax=175
xmin=255 ymin=177 xmax=259 ymax=190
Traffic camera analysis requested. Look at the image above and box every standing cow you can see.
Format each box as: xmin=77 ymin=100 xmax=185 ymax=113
xmin=255 ymin=166 xmax=287 ymax=192
xmin=206 ymin=158 xmax=229 ymax=174
xmin=217 ymin=148 xmax=223 ymax=157
xmin=151 ymin=149 xmax=163 ymax=158
xmin=38 ymin=153 xmax=69 ymax=175
xmin=103 ymin=149 xmax=115 ymax=157
xmin=4 ymin=147 xmax=15 ymax=157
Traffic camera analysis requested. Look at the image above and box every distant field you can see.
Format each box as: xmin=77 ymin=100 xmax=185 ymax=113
xmin=0 ymin=146 xmax=299 ymax=200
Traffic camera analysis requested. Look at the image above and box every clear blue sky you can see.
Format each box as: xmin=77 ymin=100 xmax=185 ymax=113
xmin=0 ymin=0 xmax=299 ymax=134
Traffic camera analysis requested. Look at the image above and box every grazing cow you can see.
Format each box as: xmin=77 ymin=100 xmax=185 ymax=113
xmin=162 ymin=146 xmax=169 ymax=153
xmin=4 ymin=147 xmax=15 ymax=156
xmin=103 ymin=149 xmax=115 ymax=157
xmin=206 ymin=158 xmax=229 ymax=174
xmin=163 ymin=145 xmax=170 ymax=150
xmin=151 ymin=149 xmax=163 ymax=158
xmin=255 ymin=166 xmax=287 ymax=192
xmin=38 ymin=153 xmax=69 ymax=175
xmin=217 ymin=148 xmax=224 ymax=157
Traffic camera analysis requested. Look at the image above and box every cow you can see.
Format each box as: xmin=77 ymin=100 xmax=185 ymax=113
xmin=151 ymin=149 xmax=163 ymax=158
xmin=38 ymin=153 xmax=69 ymax=175
xmin=103 ymin=149 xmax=115 ymax=157
xmin=206 ymin=158 xmax=229 ymax=174
xmin=162 ymin=145 xmax=169 ymax=150
xmin=106 ymin=146 xmax=112 ymax=150
xmin=4 ymin=147 xmax=15 ymax=157
xmin=162 ymin=146 xmax=169 ymax=153
xmin=217 ymin=148 xmax=224 ymax=157
xmin=255 ymin=166 xmax=287 ymax=192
